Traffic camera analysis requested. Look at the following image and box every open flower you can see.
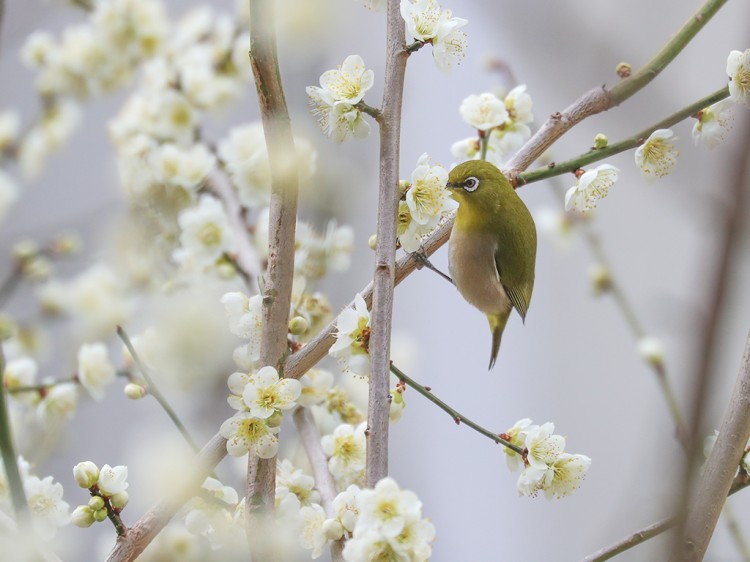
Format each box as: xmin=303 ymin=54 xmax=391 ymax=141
xmin=692 ymin=99 xmax=734 ymax=149
xmin=241 ymin=366 xmax=301 ymax=419
xmin=329 ymin=294 xmax=371 ymax=377
xmin=634 ymin=129 xmax=679 ymax=180
xmin=220 ymin=412 xmax=279 ymax=459
xmin=319 ymin=55 xmax=374 ymax=105
xmin=24 ymin=475 xmax=70 ymax=540
xmin=459 ymin=92 xmax=508 ymax=131
xmin=727 ymin=49 xmax=750 ymax=106
xmin=97 ymin=464 xmax=129 ymax=496
xmin=525 ymin=422 xmax=565 ymax=470
xmin=401 ymin=0 xmax=467 ymax=73
xmin=321 ymin=422 xmax=367 ymax=487
xmin=564 ymin=164 xmax=619 ymax=212
xmin=77 ymin=342 xmax=115 ymax=401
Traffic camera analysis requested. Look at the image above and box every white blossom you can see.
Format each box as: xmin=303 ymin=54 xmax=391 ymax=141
xmin=300 ymin=503 xmax=329 ymax=559
xmin=0 ymin=110 xmax=20 ymax=152
xmin=519 ymin=454 xmax=592 ymax=500
xmin=3 ymin=357 xmax=39 ymax=405
xmin=221 ymin=292 xmax=263 ymax=368
xmin=276 ymin=459 xmax=320 ymax=508
xmin=149 ymin=143 xmax=216 ymax=190
xmin=202 ymin=477 xmax=239 ymax=505
xmin=24 ymin=475 xmax=70 ymax=540
xmin=319 ymin=55 xmax=374 ymax=105
xmin=564 ymin=164 xmax=620 ymax=212
xmin=77 ymin=342 xmax=116 ymax=401
xmin=321 ymin=422 xmax=367 ymax=487
xmin=525 ymin=422 xmax=565 ymax=470
xmin=298 ymin=369 xmax=335 ymax=407
xmin=459 ymin=92 xmax=508 ymax=131
xmin=220 ymin=412 xmax=279 ymax=459
xmin=174 ymin=195 xmax=234 ymax=267
xmin=503 ymin=418 xmax=533 ymax=472
xmin=332 ymin=484 xmax=361 ymax=533
xmin=36 ymin=382 xmax=78 ymax=426
xmin=329 ymin=294 xmax=371 ymax=378
xmin=241 ymin=366 xmax=301 ymax=419
xmin=401 ymin=0 xmax=468 ymax=73
xmin=97 ymin=464 xmax=129 ymax=496
xmin=727 ymin=49 xmax=750 ymax=106
xmin=692 ymin=99 xmax=734 ymax=149
xmin=634 ymin=129 xmax=679 ymax=181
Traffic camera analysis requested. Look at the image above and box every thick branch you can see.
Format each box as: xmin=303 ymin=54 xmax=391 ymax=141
xmin=104 ymin=433 xmax=227 ymax=562
xmin=366 ymin=0 xmax=408 ymax=487
xmin=248 ymin=0 xmax=299 ymax=516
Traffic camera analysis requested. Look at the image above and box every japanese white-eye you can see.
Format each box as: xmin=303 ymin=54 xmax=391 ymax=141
xmin=446 ymin=160 xmax=537 ymax=369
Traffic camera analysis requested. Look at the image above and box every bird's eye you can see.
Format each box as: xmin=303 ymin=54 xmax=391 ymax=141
xmin=463 ymin=177 xmax=480 ymax=192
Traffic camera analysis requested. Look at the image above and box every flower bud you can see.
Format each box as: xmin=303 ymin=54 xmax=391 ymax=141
xmin=12 ymin=240 xmax=39 ymax=261
xmin=111 ymin=491 xmax=129 ymax=509
xmin=288 ymin=316 xmax=309 ymax=336
xmin=73 ymin=461 xmax=100 ymax=488
xmin=637 ymin=336 xmax=665 ymax=368
xmin=616 ymin=62 xmax=632 ymax=78
xmin=267 ymin=411 xmax=283 ymax=428
xmin=368 ymin=234 xmax=377 ymax=251
xmin=322 ymin=518 xmax=344 ymax=541
xmin=93 ymin=508 xmax=109 ymax=523
xmin=71 ymin=505 xmax=95 ymax=528
xmin=88 ymin=496 xmax=105 ymax=511
xmin=123 ymin=383 xmax=147 ymax=400
xmin=593 ymin=133 xmax=609 ymax=149
xmin=588 ymin=263 xmax=612 ymax=296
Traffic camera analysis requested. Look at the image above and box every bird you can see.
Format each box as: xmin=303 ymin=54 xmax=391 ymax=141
xmin=445 ymin=160 xmax=537 ymax=369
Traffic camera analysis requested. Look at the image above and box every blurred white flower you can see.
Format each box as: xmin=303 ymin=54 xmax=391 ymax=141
xmin=77 ymin=342 xmax=115 ymax=401
xmin=218 ymin=122 xmax=317 ymax=207
xmin=564 ymin=164 xmax=619 ymax=212
xmin=149 ymin=143 xmax=216 ymax=190
xmin=692 ymin=99 xmax=734 ymax=149
xmin=202 ymin=477 xmax=239 ymax=505
xmin=636 ymin=336 xmax=665 ymax=366
xmin=0 ymin=110 xmax=20 ymax=152
xmin=459 ymin=92 xmax=508 ymax=131
xmin=221 ymin=292 xmax=263 ymax=368
xmin=3 ymin=357 xmax=39 ymax=405
xmin=329 ymin=294 xmax=371 ymax=378
xmin=36 ymin=382 xmax=78 ymax=426
xmin=300 ymin=503 xmax=328 ymax=559
xmin=357 ymin=0 xmax=386 ymax=11
xmin=634 ymin=129 xmax=679 ymax=181
xmin=535 ymin=208 xmax=574 ymax=252
xmin=298 ymin=369 xmax=335 ymax=407
xmin=24 ymin=475 xmax=70 ymax=540
xmin=727 ymin=49 xmax=750 ymax=106
xmin=97 ymin=464 xmax=129 ymax=496
xmin=321 ymin=422 xmax=367 ymax=487
xmin=174 ymin=195 xmax=234 ymax=267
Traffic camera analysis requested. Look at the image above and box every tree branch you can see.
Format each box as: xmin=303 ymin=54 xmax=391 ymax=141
xmin=0 ymin=343 xmax=28 ymax=524
xmin=505 ymin=0 xmax=727 ymax=179
xmin=247 ymin=0 xmax=300 ymax=519
xmin=366 ymin=0 xmax=408 ymax=487
xmin=104 ymin=433 xmax=227 ymax=562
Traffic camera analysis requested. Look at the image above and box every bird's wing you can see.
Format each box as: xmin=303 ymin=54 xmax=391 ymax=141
xmin=495 ymin=235 xmax=535 ymax=322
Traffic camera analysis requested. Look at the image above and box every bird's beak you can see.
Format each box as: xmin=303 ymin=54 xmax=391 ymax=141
xmin=445 ymin=182 xmax=459 ymax=190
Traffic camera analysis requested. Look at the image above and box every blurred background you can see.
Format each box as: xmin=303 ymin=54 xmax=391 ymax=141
xmin=1 ymin=0 xmax=749 ymax=560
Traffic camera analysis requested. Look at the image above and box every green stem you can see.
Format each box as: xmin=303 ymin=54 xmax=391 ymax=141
xmin=389 ymin=363 xmax=524 ymax=455
xmin=116 ymin=327 xmax=199 ymax=453
xmin=519 ymin=86 xmax=729 ymax=186
xmin=405 ymin=40 xmax=426 ymax=54
xmin=608 ymin=0 xmax=727 ymax=104
xmin=479 ymin=133 xmax=489 ymax=162
xmin=0 ymin=343 xmax=29 ymax=522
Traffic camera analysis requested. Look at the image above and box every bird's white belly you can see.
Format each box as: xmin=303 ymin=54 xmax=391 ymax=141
xmin=448 ymin=228 xmax=510 ymax=316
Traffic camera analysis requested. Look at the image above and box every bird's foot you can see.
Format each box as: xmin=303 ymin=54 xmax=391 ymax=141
xmin=412 ymin=248 xmax=454 ymax=285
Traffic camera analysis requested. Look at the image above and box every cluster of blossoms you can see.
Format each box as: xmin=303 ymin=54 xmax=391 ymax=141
xmin=220 ymin=366 xmax=302 ymax=459
xmin=308 ymin=1 xmax=467 ymax=141
xmin=3 ymin=339 xmax=116 ymax=434
xmin=306 ymin=55 xmax=374 ymax=143
xmin=181 ymin=477 xmax=243 ymax=551
xmin=0 ymin=456 xmax=69 ymax=540
xmin=71 ymin=462 xmax=128 ymax=529
xmin=396 ymin=154 xmax=458 ymax=253
xmin=502 ymin=419 xmax=591 ymax=499
xmin=452 ymin=86 xmax=534 ymax=168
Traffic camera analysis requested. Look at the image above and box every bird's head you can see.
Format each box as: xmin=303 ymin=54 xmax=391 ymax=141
xmin=446 ymin=160 xmax=514 ymax=211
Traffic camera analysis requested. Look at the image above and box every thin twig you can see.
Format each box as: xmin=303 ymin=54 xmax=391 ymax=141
xmin=505 ymin=0 xmax=727 ymax=179
xmin=366 ymin=0 xmax=408 ymax=487
xmin=248 ymin=0 xmax=300 ymax=522
xmin=389 ymin=363 xmax=523 ymax=454
xmin=117 ymin=326 xmax=199 ymax=453
xmin=0 ymin=343 xmax=28 ymax=523
xmin=519 ymin=87 xmax=729 ymax=186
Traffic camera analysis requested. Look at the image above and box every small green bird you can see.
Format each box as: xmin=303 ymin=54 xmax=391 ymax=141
xmin=446 ymin=160 xmax=537 ymax=369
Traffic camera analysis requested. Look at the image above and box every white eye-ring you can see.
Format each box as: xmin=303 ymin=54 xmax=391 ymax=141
xmin=463 ymin=176 xmax=480 ymax=192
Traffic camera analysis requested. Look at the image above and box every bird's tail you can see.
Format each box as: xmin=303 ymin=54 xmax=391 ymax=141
xmin=487 ymin=309 xmax=512 ymax=370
